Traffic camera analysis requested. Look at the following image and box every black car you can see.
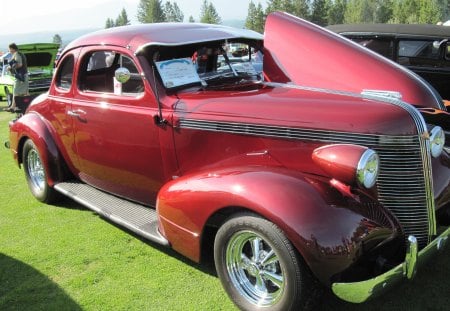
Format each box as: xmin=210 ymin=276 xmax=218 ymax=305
xmin=328 ymin=24 xmax=450 ymax=100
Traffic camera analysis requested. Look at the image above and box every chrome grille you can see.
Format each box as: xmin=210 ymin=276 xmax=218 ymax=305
xmin=29 ymin=78 xmax=52 ymax=92
xmin=180 ymin=118 xmax=433 ymax=249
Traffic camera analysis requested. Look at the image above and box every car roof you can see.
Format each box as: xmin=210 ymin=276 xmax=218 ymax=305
xmin=327 ymin=23 xmax=450 ymax=38
xmin=63 ymin=23 xmax=263 ymax=55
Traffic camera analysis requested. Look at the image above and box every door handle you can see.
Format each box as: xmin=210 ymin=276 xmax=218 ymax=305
xmin=67 ymin=109 xmax=86 ymax=117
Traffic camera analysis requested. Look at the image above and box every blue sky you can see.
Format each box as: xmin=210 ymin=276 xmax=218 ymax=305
xmin=2 ymin=0 xmax=256 ymax=35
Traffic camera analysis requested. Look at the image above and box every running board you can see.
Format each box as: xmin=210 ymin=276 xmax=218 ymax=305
xmin=54 ymin=181 xmax=169 ymax=246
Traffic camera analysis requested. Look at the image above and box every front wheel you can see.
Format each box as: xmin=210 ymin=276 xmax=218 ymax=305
xmin=22 ymin=139 xmax=59 ymax=203
xmin=214 ymin=213 xmax=315 ymax=311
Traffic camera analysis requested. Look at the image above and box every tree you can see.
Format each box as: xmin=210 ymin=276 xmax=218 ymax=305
xmin=293 ymin=0 xmax=310 ymax=19
xmin=105 ymin=18 xmax=115 ymax=28
xmin=199 ymin=0 xmax=222 ymax=24
xmin=328 ymin=0 xmax=347 ymax=24
xmin=245 ymin=1 xmax=265 ymax=33
xmin=418 ymin=0 xmax=442 ymax=23
xmin=115 ymin=8 xmax=131 ymax=26
xmin=374 ymin=0 xmax=393 ymax=23
xmin=137 ymin=0 xmax=166 ymax=23
xmin=53 ymin=34 xmax=62 ymax=46
xmin=343 ymin=0 xmax=392 ymax=23
xmin=310 ymin=0 xmax=329 ymax=25
xmin=164 ymin=1 xmax=184 ymax=22
xmin=266 ymin=0 xmax=297 ymax=14
xmin=436 ymin=0 xmax=449 ymax=21
xmin=189 ymin=15 xmax=195 ymax=22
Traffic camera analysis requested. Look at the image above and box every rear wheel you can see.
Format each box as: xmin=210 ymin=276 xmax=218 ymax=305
xmin=214 ymin=213 xmax=315 ymax=311
xmin=22 ymin=139 xmax=59 ymax=203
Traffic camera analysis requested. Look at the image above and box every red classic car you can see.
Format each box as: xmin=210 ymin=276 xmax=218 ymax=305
xmin=6 ymin=12 xmax=450 ymax=311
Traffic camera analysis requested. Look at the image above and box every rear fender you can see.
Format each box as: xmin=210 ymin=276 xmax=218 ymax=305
xmin=9 ymin=112 xmax=64 ymax=186
xmin=157 ymin=166 xmax=397 ymax=284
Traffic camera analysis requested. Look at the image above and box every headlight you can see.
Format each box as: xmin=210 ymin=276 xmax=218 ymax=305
xmin=356 ymin=149 xmax=379 ymax=189
xmin=430 ymin=126 xmax=445 ymax=158
xmin=312 ymin=144 xmax=379 ymax=189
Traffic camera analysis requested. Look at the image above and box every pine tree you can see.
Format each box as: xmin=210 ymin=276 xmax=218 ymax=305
xmin=293 ymin=0 xmax=310 ymax=19
xmin=115 ymin=8 xmax=131 ymax=26
xmin=137 ymin=0 xmax=166 ymax=23
xmin=164 ymin=1 xmax=184 ymax=22
xmin=105 ymin=17 xmax=115 ymax=28
xmin=245 ymin=1 xmax=265 ymax=33
xmin=189 ymin=15 xmax=195 ymax=22
xmin=199 ymin=0 xmax=222 ymax=24
xmin=328 ymin=0 xmax=346 ymax=24
xmin=245 ymin=0 xmax=257 ymax=30
xmin=310 ymin=0 xmax=329 ymax=25
xmin=254 ymin=3 xmax=266 ymax=33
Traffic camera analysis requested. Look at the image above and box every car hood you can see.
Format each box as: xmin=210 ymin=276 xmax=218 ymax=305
xmin=173 ymin=84 xmax=417 ymax=136
xmin=18 ymin=43 xmax=59 ymax=71
xmin=263 ymin=12 xmax=443 ymax=110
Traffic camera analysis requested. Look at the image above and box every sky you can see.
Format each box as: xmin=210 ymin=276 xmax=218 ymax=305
xmin=1 ymin=0 xmax=257 ymax=35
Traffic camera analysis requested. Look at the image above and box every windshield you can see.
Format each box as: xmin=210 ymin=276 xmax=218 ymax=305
xmin=146 ymin=39 xmax=263 ymax=90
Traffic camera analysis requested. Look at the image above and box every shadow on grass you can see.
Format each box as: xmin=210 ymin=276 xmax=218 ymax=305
xmin=0 ymin=253 xmax=82 ymax=310
xmin=52 ymin=197 xmax=219 ymax=277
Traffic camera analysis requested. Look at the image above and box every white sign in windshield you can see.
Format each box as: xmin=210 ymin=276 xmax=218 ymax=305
xmin=155 ymin=58 xmax=201 ymax=88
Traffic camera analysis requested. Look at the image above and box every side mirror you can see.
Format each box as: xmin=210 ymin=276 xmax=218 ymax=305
xmin=432 ymin=39 xmax=448 ymax=49
xmin=114 ymin=67 xmax=131 ymax=83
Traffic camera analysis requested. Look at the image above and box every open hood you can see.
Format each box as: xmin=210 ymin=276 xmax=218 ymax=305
xmin=18 ymin=43 xmax=59 ymax=70
xmin=263 ymin=12 xmax=443 ymax=109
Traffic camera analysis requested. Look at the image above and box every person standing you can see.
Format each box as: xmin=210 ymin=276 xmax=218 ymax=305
xmin=6 ymin=43 xmax=29 ymax=112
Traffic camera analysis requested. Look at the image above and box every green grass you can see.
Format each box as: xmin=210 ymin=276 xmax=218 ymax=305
xmin=0 ymin=101 xmax=449 ymax=310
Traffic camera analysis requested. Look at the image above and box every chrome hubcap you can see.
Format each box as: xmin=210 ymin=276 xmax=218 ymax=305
xmin=226 ymin=231 xmax=285 ymax=307
xmin=27 ymin=148 xmax=45 ymax=191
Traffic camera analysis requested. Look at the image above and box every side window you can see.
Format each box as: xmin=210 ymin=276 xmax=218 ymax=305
xmin=397 ymin=40 xmax=440 ymax=66
xmin=55 ymin=55 xmax=74 ymax=90
xmin=352 ymin=38 xmax=394 ymax=60
xmin=79 ymin=50 xmax=144 ymax=95
xmin=117 ymin=55 xmax=145 ymax=94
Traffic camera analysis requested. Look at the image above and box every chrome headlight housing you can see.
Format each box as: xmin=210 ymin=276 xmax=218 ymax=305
xmin=430 ymin=126 xmax=445 ymax=158
xmin=356 ymin=149 xmax=379 ymax=189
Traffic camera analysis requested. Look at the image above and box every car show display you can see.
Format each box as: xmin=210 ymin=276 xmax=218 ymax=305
xmin=5 ymin=12 xmax=450 ymax=311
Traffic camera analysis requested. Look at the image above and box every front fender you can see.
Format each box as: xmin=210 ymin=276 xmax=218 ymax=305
xmin=9 ymin=112 xmax=63 ymax=186
xmin=157 ymin=166 xmax=397 ymax=285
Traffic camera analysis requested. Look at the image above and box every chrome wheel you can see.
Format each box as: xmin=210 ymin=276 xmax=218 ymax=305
xmin=22 ymin=139 xmax=60 ymax=203
xmin=26 ymin=148 xmax=46 ymax=192
xmin=215 ymin=214 xmax=314 ymax=311
xmin=226 ymin=230 xmax=285 ymax=307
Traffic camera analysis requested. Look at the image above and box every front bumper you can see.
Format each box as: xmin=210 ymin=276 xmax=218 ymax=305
xmin=332 ymin=226 xmax=450 ymax=303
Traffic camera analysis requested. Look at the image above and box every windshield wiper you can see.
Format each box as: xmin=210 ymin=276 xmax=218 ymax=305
xmin=220 ymin=47 xmax=238 ymax=77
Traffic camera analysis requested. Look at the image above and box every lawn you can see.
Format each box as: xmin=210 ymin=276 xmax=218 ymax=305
xmin=0 ymin=101 xmax=449 ymax=310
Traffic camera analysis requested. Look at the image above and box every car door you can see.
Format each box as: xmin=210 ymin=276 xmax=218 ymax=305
xmin=70 ymin=48 xmax=167 ymax=206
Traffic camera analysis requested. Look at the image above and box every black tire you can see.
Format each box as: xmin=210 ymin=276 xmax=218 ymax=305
xmin=22 ymin=139 xmax=60 ymax=203
xmin=5 ymin=88 xmax=13 ymax=108
xmin=214 ymin=213 xmax=316 ymax=311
